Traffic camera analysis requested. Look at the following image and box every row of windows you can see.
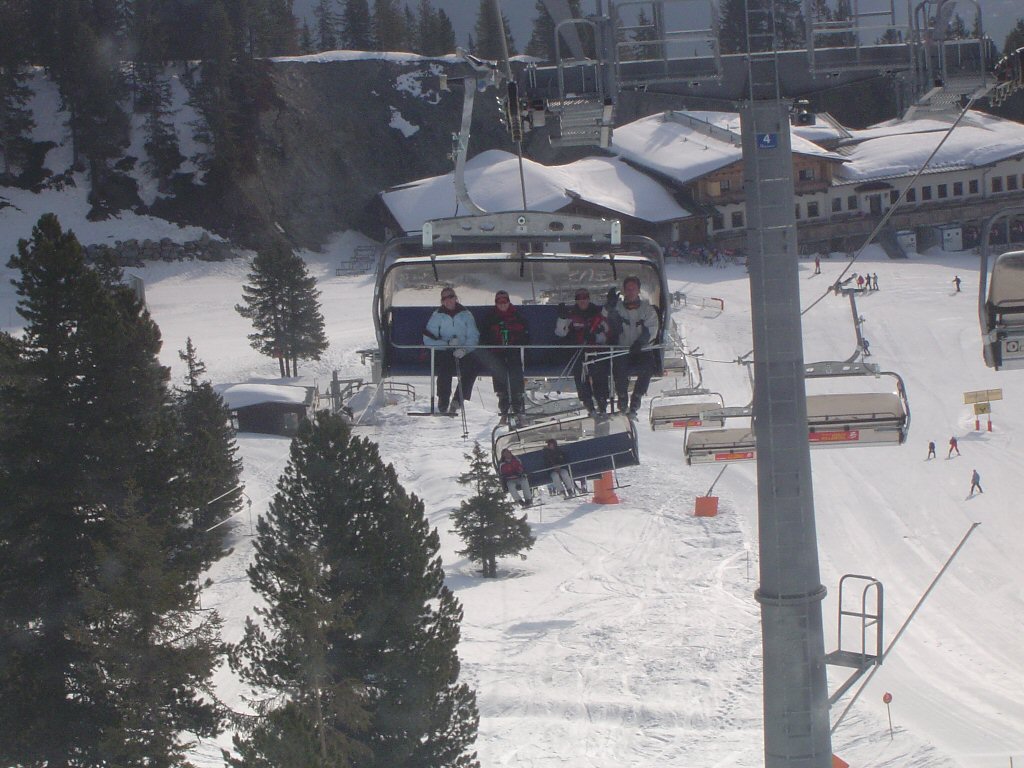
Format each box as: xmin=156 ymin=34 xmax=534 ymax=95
xmin=711 ymin=173 xmax=1024 ymax=229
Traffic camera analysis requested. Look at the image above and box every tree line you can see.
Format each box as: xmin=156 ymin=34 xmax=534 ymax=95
xmin=0 ymin=213 xmax=498 ymax=766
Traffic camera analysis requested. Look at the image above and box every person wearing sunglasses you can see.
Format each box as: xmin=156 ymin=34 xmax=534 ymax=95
xmin=554 ymin=288 xmax=611 ymax=416
xmin=422 ymin=287 xmax=480 ymax=414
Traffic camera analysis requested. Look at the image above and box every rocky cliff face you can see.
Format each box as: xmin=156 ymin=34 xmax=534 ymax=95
xmin=232 ymin=56 xmax=515 ymax=250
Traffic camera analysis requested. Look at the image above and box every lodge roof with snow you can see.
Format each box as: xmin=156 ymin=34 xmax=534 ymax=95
xmin=609 ymin=110 xmax=847 ymax=185
xmin=379 ymin=149 xmax=692 ymax=233
xmin=824 ymin=110 xmax=1024 ymax=185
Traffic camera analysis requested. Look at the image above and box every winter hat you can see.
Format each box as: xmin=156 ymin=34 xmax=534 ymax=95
xmin=495 ymin=290 xmax=511 ymax=303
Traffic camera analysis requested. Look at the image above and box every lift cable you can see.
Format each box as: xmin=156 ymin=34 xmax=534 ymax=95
xmin=800 ymin=94 xmax=980 ymax=318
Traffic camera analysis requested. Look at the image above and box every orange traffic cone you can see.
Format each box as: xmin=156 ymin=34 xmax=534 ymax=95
xmin=694 ymin=496 xmax=719 ymax=517
xmin=591 ymin=471 xmax=619 ymax=504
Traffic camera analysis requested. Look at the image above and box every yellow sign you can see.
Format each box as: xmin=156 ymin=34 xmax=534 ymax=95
xmin=963 ymin=389 xmax=1003 ymax=404
xmin=973 ymin=402 xmax=991 ymax=415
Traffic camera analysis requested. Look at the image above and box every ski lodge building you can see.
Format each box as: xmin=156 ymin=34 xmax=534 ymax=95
xmin=379 ymin=109 xmax=1024 ymax=256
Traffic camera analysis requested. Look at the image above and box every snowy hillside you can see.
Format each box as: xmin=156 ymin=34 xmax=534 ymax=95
xmin=1 ymin=190 xmax=1023 ymax=766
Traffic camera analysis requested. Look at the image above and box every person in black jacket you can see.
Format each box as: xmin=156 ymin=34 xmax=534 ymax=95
xmin=554 ymin=288 xmax=612 ymax=415
xmin=481 ymin=290 xmax=529 ymax=421
xmin=542 ymin=439 xmax=575 ymax=498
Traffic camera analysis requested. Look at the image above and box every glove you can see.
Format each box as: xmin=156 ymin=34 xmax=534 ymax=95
xmin=606 ymin=288 xmax=618 ymax=309
xmin=453 ymin=348 xmax=467 ymax=359
xmin=558 ymin=302 xmax=568 ymax=319
xmin=629 ymin=339 xmax=644 ymax=355
xmin=447 ymin=337 xmax=460 ymax=346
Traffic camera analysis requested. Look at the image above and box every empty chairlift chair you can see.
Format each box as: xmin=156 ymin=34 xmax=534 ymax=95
xmin=684 ymin=362 xmax=909 ymax=464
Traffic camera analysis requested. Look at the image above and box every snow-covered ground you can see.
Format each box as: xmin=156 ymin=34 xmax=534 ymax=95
xmin=2 ymin=191 xmax=1023 ymax=767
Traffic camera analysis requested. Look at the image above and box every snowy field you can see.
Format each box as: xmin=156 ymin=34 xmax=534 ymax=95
xmin=1 ymin=201 xmax=1023 ymax=767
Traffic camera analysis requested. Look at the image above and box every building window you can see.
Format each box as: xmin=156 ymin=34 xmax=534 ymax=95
xmin=992 ymin=176 xmax=1004 ymax=193
xmin=953 ymin=181 xmax=963 ymax=196
xmin=807 ymin=201 xmax=820 ymax=218
xmin=938 ymin=184 xmax=948 ymax=198
xmin=712 ymin=212 xmax=724 ymax=230
xmin=731 ymin=210 xmax=744 ymax=228
xmin=720 ymin=179 xmax=731 ymax=191
xmin=798 ymin=168 xmax=815 ymax=181
xmin=969 ymin=179 xmax=979 ymax=194
xmin=832 ymin=198 xmax=842 ymax=212
xmin=922 ymin=186 xmax=932 ymax=201
xmin=795 ymin=204 xmax=801 ymax=220
xmin=847 ymin=195 xmax=858 ymax=210
xmin=1009 ymin=175 xmax=1019 ymax=191
xmin=890 ymin=190 xmax=899 ymax=205
xmin=906 ymin=188 xmax=917 ymax=202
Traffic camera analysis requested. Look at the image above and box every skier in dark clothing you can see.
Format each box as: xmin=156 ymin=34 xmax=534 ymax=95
xmin=927 ymin=440 xmax=936 ymax=459
xmin=481 ymin=290 xmax=529 ymax=421
xmin=814 ymin=255 xmax=821 ymax=274
xmin=953 ymin=275 xmax=962 ymax=292
xmin=970 ymin=469 xmax=983 ymax=495
xmin=542 ymin=438 xmax=575 ymax=498
xmin=555 ymin=288 xmax=612 ymax=414
xmin=948 ymin=435 xmax=960 ymax=457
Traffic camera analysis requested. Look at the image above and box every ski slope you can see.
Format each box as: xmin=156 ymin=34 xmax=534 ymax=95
xmin=2 ymin=218 xmax=1022 ymax=766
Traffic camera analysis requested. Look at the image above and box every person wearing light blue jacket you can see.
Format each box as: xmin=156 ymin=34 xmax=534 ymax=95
xmin=423 ymin=287 xmax=481 ymax=414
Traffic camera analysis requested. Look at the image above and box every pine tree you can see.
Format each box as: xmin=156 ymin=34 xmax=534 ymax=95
xmin=374 ymin=0 xmax=406 ymax=52
xmin=173 ymin=337 xmax=244 ymax=572
xmin=0 ymin=0 xmax=35 ymax=180
xmin=0 ymin=213 xmax=223 ymax=765
xmin=473 ymin=0 xmax=517 ymax=60
xmin=525 ymin=0 xmax=585 ymax=62
xmin=451 ymin=442 xmax=535 ymax=578
xmin=314 ymin=0 xmax=340 ymax=50
xmin=432 ymin=8 xmax=456 ymax=55
xmin=236 ymin=243 xmax=329 ymax=377
xmin=1004 ymin=18 xmax=1024 ymax=55
xmin=342 ymin=0 xmax=373 ymax=49
xmin=231 ymin=411 xmax=480 ymax=767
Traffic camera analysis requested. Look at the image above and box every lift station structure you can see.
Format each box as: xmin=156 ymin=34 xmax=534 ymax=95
xmin=501 ymin=1 xmax=1019 ymax=766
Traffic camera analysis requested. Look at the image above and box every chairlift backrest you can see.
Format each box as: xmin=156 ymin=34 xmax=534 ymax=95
xmin=979 ymin=208 xmax=1024 ymax=370
xmin=492 ymin=413 xmax=639 ymax=486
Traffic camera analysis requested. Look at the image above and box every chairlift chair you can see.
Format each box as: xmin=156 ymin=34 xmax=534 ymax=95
xmin=684 ymin=362 xmax=909 ymax=463
xmin=492 ymin=412 xmax=639 ymax=489
xmin=648 ymin=388 xmax=725 ymax=431
xmin=372 ymin=211 xmax=671 ymax=413
xmin=979 ymin=206 xmax=1024 ymax=370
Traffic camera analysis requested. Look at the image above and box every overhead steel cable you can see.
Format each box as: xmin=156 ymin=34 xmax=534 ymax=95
xmin=801 ymin=95 xmax=980 ymax=317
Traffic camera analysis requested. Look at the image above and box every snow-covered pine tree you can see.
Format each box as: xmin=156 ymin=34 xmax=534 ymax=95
xmin=231 ymin=411 xmax=479 ymax=767
xmin=451 ymin=442 xmax=536 ymax=578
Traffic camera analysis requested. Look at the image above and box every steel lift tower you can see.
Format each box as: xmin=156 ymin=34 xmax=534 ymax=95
xmin=514 ymin=1 xmax=1006 ymax=765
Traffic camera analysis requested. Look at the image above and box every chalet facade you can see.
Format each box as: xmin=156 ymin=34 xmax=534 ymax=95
xmin=380 ymin=109 xmax=1024 ymax=255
